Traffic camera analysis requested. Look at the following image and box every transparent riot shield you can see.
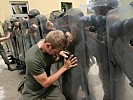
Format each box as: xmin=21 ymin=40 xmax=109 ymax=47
xmin=11 ymin=21 xmax=20 ymax=60
xmin=107 ymin=3 xmax=133 ymax=100
xmin=14 ymin=21 xmax=24 ymax=61
xmin=52 ymin=9 xmax=92 ymax=100
xmin=51 ymin=7 xmax=112 ymax=100
xmin=19 ymin=17 xmax=31 ymax=56
xmin=18 ymin=17 xmax=28 ymax=61
xmin=35 ymin=14 xmax=47 ymax=38
xmin=27 ymin=18 xmax=41 ymax=46
xmin=81 ymin=15 xmax=110 ymax=100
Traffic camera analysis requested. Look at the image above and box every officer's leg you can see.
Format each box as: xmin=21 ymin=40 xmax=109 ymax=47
xmin=19 ymin=61 xmax=26 ymax=75
xmin=0 ymin=50 xmax=14 ymax=71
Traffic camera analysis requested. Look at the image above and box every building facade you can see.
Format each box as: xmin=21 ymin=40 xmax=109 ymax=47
xmin=0 ymin=0 xmax=86 ymax=34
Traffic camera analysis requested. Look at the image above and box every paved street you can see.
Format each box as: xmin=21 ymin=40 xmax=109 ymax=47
xmin=0 ymin=55 xmax=24 ymax=100
xmin=88 ymin=61 xmax=133 ymax=100
xmin=0 ymin=54 xmax=133 ymax=100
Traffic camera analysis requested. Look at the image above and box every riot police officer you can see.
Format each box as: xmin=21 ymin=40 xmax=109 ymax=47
xmin=0 ymin=32 xmax=14 ymax=71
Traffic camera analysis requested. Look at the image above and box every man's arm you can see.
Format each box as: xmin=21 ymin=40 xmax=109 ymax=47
xmin=33 ymin=55 xmax=77 ymax=88
xmin=0 ymin=32 xmax=11 ymax=42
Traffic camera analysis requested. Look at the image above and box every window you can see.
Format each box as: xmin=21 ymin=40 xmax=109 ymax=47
xmin=10 ymin=1 xmax=29 ymax=18
xmin=61 ymin=2 xmax=72 ymax=12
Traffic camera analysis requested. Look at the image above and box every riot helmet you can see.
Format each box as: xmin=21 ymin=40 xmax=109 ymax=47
xmin=28 ymin=9 xmax=40 ymax=17
xmin=64 ymin=8 xmax=84 ymax=17
xmin=91 ymin=0 xmax=118 ymax=15
xmin=49 ymin=10 xmax=64 ymax=21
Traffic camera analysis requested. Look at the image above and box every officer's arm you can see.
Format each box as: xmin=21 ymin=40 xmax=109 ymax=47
xmin=108 ymin=18 xmax=133 ymax=39
xmin=33 ymin=55 xmax=77 ymax=88
xmin=0 ymin=32 xmax=11 ymax=42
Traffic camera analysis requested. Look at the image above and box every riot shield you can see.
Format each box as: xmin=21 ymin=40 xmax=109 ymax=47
xmin=19 ymin=17 xmax=31 ymax=55
xmin=27 ymin=18 xmax=41 ymax=46
xmin=64 ymin=12 xmax=92 ymax=100
xmin=81 ymin=15 xmax=111 ymax=100
xmin=52 ymin=8 xmax=92 ymax=100
xmin=14 ymin=22 xmax=23 ymax=61
xmin=10 ymin=21 xmax=20 ymax=60
xmin=52 ymin=7 xmax=112 ymax=100
xmin=17 ymin=17 xmax=27 ymax=61
xmin=107 ymin=3 xmax=133 ymax=100
xmin=35 ymin=14 xmax=47 ymax=38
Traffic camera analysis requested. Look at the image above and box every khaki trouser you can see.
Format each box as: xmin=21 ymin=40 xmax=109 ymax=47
xmin=20 ymin=85 xmax=66 ymax=100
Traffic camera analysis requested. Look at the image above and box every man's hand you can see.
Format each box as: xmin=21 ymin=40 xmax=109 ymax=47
xmin=63 ymin=55 xmax=78 ymax=70
xmin=54 ymin=50 xmax=69 ymax=62
xmin=59 ymin=50 xmax=69 ymax=58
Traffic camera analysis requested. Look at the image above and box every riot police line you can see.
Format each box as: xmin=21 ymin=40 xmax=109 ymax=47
xmin=2 ymin=3 xmax=133 ymax=100
xmin=2 ymin=9 xmax=48 ymax=75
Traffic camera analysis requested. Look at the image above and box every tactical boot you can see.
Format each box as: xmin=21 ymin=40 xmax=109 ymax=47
xmin=19 ymin=70 xmax=26 ymax=75
xmin=7 ymin=64 xmax=14 ymax=71
xmin=8 ymin=55 xmax=16 ymax=64
xmin=14 ymin=60 xmax=22 ymax=70
xmin=19 ymin=64 xmax=26 ymax=75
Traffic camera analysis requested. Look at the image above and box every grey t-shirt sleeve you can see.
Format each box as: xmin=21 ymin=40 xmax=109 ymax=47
xmin=25 ymin=58 xmax=45 ymax=76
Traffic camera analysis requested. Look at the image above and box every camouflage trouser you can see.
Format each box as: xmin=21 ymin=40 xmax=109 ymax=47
xmin=0 ymin=49 xmax=9 ymax=65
